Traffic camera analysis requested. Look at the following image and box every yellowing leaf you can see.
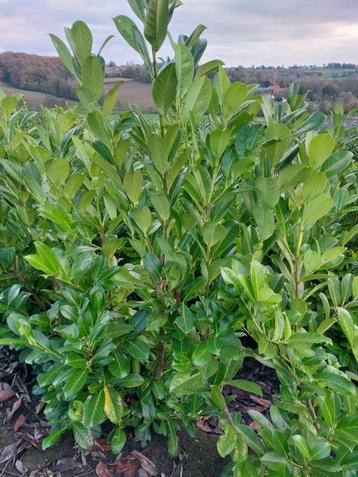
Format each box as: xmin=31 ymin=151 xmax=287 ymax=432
xmin=103 ymin=386 xmax=123 ymax=425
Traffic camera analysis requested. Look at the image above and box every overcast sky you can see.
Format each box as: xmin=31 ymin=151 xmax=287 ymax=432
xmin=1 ymin=0 xmax=358 ymax=66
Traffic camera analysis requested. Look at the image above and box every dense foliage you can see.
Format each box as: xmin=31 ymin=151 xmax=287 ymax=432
xmin=0 ymin=1 xmax=357 ymax=476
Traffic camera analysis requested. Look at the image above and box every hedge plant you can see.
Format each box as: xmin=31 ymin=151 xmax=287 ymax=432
xmin=0 ymin=1 xmax=357 ymax=476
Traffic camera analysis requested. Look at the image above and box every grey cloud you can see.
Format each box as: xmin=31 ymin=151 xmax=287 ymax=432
xmin=0 ymin=0 xmax=358 ymax=65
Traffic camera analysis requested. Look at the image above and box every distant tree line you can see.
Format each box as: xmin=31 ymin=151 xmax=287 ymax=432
xmin=226 ymin=65 xmax=358 ymax=112
xmin=106 ymin=62 xmax=151 ymax=83
xmin=1 ymin=53 xmax=358 ymax=112
xmin=0 ymin=52 xmax=76 ymax=100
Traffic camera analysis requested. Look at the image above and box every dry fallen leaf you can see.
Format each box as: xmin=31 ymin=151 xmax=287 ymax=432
xmin=0 ymin=442 xmax=21 ymax=464
xmin=115 ymin=456 xmax=138 ymax=477
xmin=20 ymin=433 xmax=39 ymax=450
xmin=94 ymin=438 xmax=112 ymax=453
xmin=196 ymin=419 xmax=212 ymax=434
xmin=0 ymin=382 xmax=15 ymax=402
xmin=249 ymin=395 xmax=272 ymax=409
xmin=96 ymin=461 xmax=113 ymax=477
xmin=196 ymin=417 xmax=222 ymax=435
xmin=243 ymin=405 xmax=266 ymax=413
xmin=33 ymin=423 xmax=48 ymax=443
xmin=14 ymin=414 xmax=26 ymax=432
xmin=5 ymin=397 xmax=22 ymax=423
xmin=56 ymin=457 xmax=83 ymax=472
xmin=35 ymin=402 xmax=45 ymax=415
xmin=132 ymin=450 xmax=159 ymax=476
xmin=15 ymin=459 xmax=27 ymax=474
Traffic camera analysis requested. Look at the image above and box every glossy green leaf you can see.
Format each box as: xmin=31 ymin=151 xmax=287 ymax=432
xmin=70 ymin=21 xmax=93 ymax=65
xmin=63 ymin=369 xmax=89 ymax=400
xmin=175 ymin=43 xmax=194 ymax=97
xmin=217 ymin=425 xmax=237 ymax=457
xmin=226 ymin=380 xmax=263 ymax=397
xmin=73 ymin=423 xmax=93 ymax=450
xmin=174 ymin=304 xmax=194 ymax=335
xmin=253 ymin=204 xmax=275 ymax=239
xmin=255 ymin=176 xmax=280 ymax=209
xmin=170 ymin=371 xmax=203 ymax=394
xmin=103 ymin=81 xmax=123 ymax=116
xmin=308 ymin=134 xmax=335 ymax=169
xmin=127 ymin=339 xmax=150 ymax=360
xmin=149 ymin=192 xmax=170 ymax=221
xmin=302 ymin=194 xmax=333 ymax=228
xmin=192 ymin=342 xmax=211 ymax=367
xmin=292 ymin=435 xmax=311 ymax=460
xmin=50 ymin=34 xmax=78 ymax=79
xmin=144 ymin=0 xmax=169 ymax=51
xmin=128 ymin=0 xmax=146 ymax=21
xmin=42 ymin=428 xmax=67 ymax=451
xmin=152 ymin=63 xmax=177 ymax=114
xmin=337 ymin=308 xmax=358 ymax=362
xmin=111 ymin=428 xmax=126 ymax=454
xmin=113 ymin=15 xmax=151 ymax=67
xmin=132 ymin=207 xmax=152 ymax=234
xmin=83 ymin=391 xmax=105 ymax=428
xmin=183 ymin=76 xmax=212 ymax=117
xmin=82 ymin=55 xmax=104 ymax=101
xmin=123 ymin=170 xmax=143 ymax=204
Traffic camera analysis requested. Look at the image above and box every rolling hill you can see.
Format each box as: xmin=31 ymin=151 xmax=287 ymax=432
xmin=0 ymin=78 xmax=154 ymax=112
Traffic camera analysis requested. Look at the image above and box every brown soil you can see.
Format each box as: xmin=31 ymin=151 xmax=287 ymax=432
xmin=0 ymin=413 xmax=227 ymax=477
xmin=104 ymin=79 xmax=154 ymax=109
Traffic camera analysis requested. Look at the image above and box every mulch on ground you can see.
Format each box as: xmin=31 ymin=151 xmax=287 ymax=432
xmin=0 ymin=348 xmax=279 ymax=477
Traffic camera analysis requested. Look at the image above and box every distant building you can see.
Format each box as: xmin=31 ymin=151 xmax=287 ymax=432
xmin=256 ymin=84 xmax=284 ymax=95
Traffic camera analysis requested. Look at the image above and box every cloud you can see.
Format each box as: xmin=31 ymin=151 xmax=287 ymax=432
xmin=1 ymin=0 xmax=358 ymax=66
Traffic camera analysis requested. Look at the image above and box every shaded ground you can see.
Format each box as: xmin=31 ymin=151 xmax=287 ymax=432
xmin=227 ymin=357 xmax=279 ymax=422
xmin=0 ymin=348 xmax=279 ymax=477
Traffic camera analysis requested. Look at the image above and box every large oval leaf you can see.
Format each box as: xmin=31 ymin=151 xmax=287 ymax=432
xmin=83 ymin=391 xmax=105 ymax=428
xmin=152 ymin=63 xmax=177 ymax=114
xmin=184 ymin=76 xmax=212 ymax=117
xmin=144 ymin=0 xmax=169 ymax=52
xmin=63 ymin=368 xmax=89 ymax=400
xmin=82 ymin=56 xmax=104 ymax=101
xmin=175 ymin=44 xmax=194 ymax=97
xmin=71 ymin=21 xmax=93 ymax=65
xmin=113 ymin=16 xmax=151 ymax=68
